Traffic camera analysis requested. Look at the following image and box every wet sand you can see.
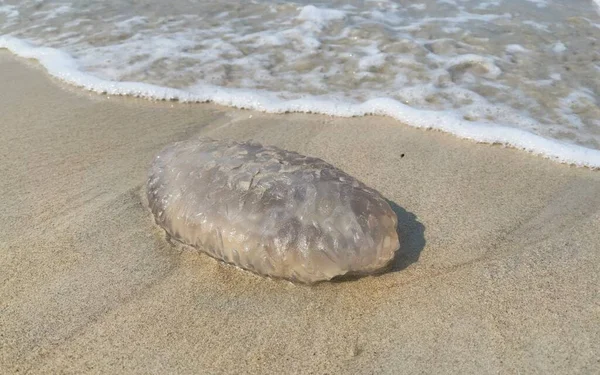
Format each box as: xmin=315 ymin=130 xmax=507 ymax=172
xmin=0 ymin=51 xmax=599 ymax=374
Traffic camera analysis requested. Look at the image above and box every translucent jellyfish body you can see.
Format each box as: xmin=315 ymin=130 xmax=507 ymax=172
xmin=147 ymin=138 xmax=399 ymax=283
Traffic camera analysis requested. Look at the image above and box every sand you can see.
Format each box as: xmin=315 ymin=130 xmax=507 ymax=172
xmin=0 ymin=51 xmax=598 ymax=374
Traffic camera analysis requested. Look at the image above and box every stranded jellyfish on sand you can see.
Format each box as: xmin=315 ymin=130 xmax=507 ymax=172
xmin=147 ymin=138 xmax=400 ymax=283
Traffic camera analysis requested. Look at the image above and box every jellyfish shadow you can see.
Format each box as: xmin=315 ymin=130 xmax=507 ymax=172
xmin=386 ymin=200 xmax=426 ymax=273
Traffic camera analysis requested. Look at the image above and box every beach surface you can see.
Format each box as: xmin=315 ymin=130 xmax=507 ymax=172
xmin=1 ymin=51 xmax=599 ymax=374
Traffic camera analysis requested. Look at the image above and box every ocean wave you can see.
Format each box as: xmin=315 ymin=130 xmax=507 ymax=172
xmin=1 ymin=0 xmax=599 ymax=168
xmin=2 ymin=35 xmax=599 ymax=168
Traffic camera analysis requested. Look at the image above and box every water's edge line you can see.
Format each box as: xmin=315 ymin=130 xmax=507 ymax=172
xmin=1 ymin=35 xmax=599 ymax=169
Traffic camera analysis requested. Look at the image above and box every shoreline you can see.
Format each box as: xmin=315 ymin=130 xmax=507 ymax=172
xmin=2 ymin=38 xmax=600 ymax=169
xmin=1 ymin=51 xmax=599 ymax=373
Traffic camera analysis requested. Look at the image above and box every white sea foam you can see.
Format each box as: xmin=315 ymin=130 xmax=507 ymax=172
xmin=552 ymin=42 xmax=567 ymax=53
xmin=526 ymin=0 xmax=549 ymax=8
xmin=0 ymin=0 xmax=599 ymax=168
xmin=1 ymin=35 xmax=599 ymax=168
xmin=506 ymin=44 xmax=528 ymax=54
xmin=0 ymin=4 xmax=18 ymax=19
xmin=297 ymin=5 xmax=346 ymax=28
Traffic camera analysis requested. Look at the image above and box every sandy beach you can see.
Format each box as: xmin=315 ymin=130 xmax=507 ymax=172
xmin=1 ymin=50 xmax=599 ymax=373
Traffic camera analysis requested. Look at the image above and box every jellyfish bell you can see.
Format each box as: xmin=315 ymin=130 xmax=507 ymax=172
xmin=147 ymin=138 xmax=400 ymax=283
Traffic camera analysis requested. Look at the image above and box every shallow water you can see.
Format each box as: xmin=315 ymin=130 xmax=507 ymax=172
xmin=1 ymin=0 xmax=599 ymax=166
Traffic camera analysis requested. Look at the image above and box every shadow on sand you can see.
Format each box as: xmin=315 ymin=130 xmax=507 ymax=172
xmin=386 ymin=200 xmax=426 ymax=273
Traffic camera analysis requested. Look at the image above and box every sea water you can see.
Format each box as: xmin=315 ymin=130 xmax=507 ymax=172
xmin=1 ymin=0 xmax=599 ymax=167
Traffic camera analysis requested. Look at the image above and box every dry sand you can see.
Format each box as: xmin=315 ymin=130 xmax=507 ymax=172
xmin=0 ymin=51 xmax=599 ymax=374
